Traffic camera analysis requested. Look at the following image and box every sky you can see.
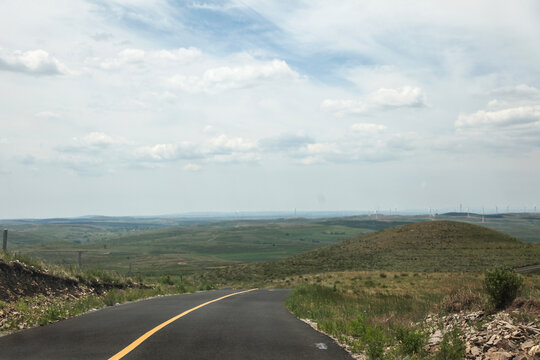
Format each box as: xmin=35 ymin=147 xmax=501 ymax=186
xmin=1 ymin=0 xmax=540 ymax=218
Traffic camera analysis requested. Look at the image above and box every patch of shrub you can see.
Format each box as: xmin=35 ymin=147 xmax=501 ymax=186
xmin=159 ymin=275 xmax=175 ymax=285
xmin=433 ymin=329 xmax=465 ymax=360
xmin=365 ymin=280 xmax=376 ymax=287
xmin=484 ymin=266 xmax=523 ymax=310
xmin=103 ymin=290 xmax=123 ymax=306
xmin=347 ymin=315 xmax=368 ymax=337
xmin=395 ymin=326 xmax=427 ymax=356
xmin=365 ymin=327 xmax=386 ymax=360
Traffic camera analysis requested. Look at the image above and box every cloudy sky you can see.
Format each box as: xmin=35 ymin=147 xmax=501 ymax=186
xmin=1 ymin=0 xmax=540 ymax=218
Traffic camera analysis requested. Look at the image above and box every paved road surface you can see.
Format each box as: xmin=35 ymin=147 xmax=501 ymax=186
xmin=0 ymin=289 xmax=352 ymax=359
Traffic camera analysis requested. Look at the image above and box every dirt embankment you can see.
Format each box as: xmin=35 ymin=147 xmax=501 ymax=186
xmin=0 ymin=259 xmax=131 ymax=303
xmin=0 ymin=260 xmax=90 ymax=302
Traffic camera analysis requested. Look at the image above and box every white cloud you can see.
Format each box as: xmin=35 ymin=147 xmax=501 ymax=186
xmin=210 ymin=152 xmax=260 ymax=164
xmin=457 ymin=85 xmax=540 ymax=130
xmin=322 ymin=86 xmax=426 ymax=116
xmin=370 ymin=87 xmax=425 ymax=108
xmin=351 ymin=123 xmax=387 ymax=133
xmin=76 ymin=132 xmax=130 ymax=147
xmin=0 ymin=49 xmax=69 ymax=75
xmin=188 ymin=3 xmax=237 ymax=11
xmin=456 ymin=106 xmax=540 ymax=128
xmin=289 ymin=130 xmax=417 ymax=165
xmin=321 ymin=99 xmax=368 ymax=116
xmin=86 ymin=47 xmax=201 ymax=71
xmin=259 ymin=134 xmax=315 ymax=152
xmin=169 ymin=59 xmax=299 ymax=93
xmin=450 ymin=86 xmax=540 ymax=153
xmin=203 ymin=125 xmax=217 ymax=134
xmin=154 ymin=47 xmax=202 ymax=62
xmin=489 ymin=84 xmax=540 ymax=101
xmin=35 ymin=111 xmax=61 ymax=119
xmin=304 ymin=142 xmax=340 ymax=155
xmin=132 ymin=135 xmax=258 ymax=166
xmin=56 ymin=132 xmax=132 ymax=156
xmin=206 ymin=134 xmax=257 ymax=153
xmin=135 ymin=143 xmax=182 ymax=161
xmin=89 ymin=48 xmax=145 ymax=70
xmin=183 ymin=163 xmax=202 ymax=171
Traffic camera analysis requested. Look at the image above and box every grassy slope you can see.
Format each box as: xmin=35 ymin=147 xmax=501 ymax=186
xmin=7 ymin=220 xmax=371 ymax=275
xmin=0 ymin=252 xmax=211 ymax=333
xmin=198 ymin=221 xmax=540 ymax=283
xmin=5 ymin=214 xmax=540 ymax=277
xmin=283 ymin=271 xmax=540 ymax=359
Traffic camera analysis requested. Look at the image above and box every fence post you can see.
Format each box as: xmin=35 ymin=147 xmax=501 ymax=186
xmin=2 ymin=229 xmax=7 ymax=252
xmin=77 ymin=251 xmax=83 ymax=273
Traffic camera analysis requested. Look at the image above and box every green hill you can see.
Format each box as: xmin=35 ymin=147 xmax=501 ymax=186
xmin=199 ymin=221 xmax=540 ymax=282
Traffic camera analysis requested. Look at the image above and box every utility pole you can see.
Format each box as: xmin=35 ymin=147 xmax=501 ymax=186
xmin=2 ymin=229 xmax=7 ymax=252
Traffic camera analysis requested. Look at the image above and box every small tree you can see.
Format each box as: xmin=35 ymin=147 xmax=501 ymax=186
xmin=484 ymin=266 xmax=523 ymax=310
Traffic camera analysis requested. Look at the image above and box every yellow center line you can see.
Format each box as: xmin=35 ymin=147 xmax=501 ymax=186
xmin=108 ymin=288 xmax=257 ymax=360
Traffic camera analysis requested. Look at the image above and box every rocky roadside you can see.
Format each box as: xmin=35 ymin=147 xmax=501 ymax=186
xmin=300 ymin=305 xmax=539 ymax=360
xmin=425 ymin=310 xmax=539 ymax=359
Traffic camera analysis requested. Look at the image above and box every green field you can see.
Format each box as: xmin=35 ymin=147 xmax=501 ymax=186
xmin=196 ymin=220 xmax=540 ymax=284
xmin=2 ymin=217 xmax=372 ymax=276
xmin=2 ymin=213 xmax=539 ymax=277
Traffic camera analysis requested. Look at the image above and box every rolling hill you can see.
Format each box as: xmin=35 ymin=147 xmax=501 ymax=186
xmin=198 ymin=221 xmax=540 ymax=282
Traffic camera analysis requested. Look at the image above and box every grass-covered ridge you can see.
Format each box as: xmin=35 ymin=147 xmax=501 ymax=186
xmin=198 ymin=221 xmax=540 ymax=283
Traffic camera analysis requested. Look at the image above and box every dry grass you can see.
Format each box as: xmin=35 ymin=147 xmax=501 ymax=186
xmin=284 ymin=270 xmax=540 ymax=359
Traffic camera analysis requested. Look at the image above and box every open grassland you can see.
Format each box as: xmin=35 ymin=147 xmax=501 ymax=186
xmin=3 ymin=214 xmax=539 ymax=278
xmin=197 ymin=221 xmax=540 ymax=283
xmin=4 ymin=218 xmax=372 ymax=276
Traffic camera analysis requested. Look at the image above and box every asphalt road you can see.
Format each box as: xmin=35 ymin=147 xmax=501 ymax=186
xmin=0 ymin=289 xmax=353 ymax=359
